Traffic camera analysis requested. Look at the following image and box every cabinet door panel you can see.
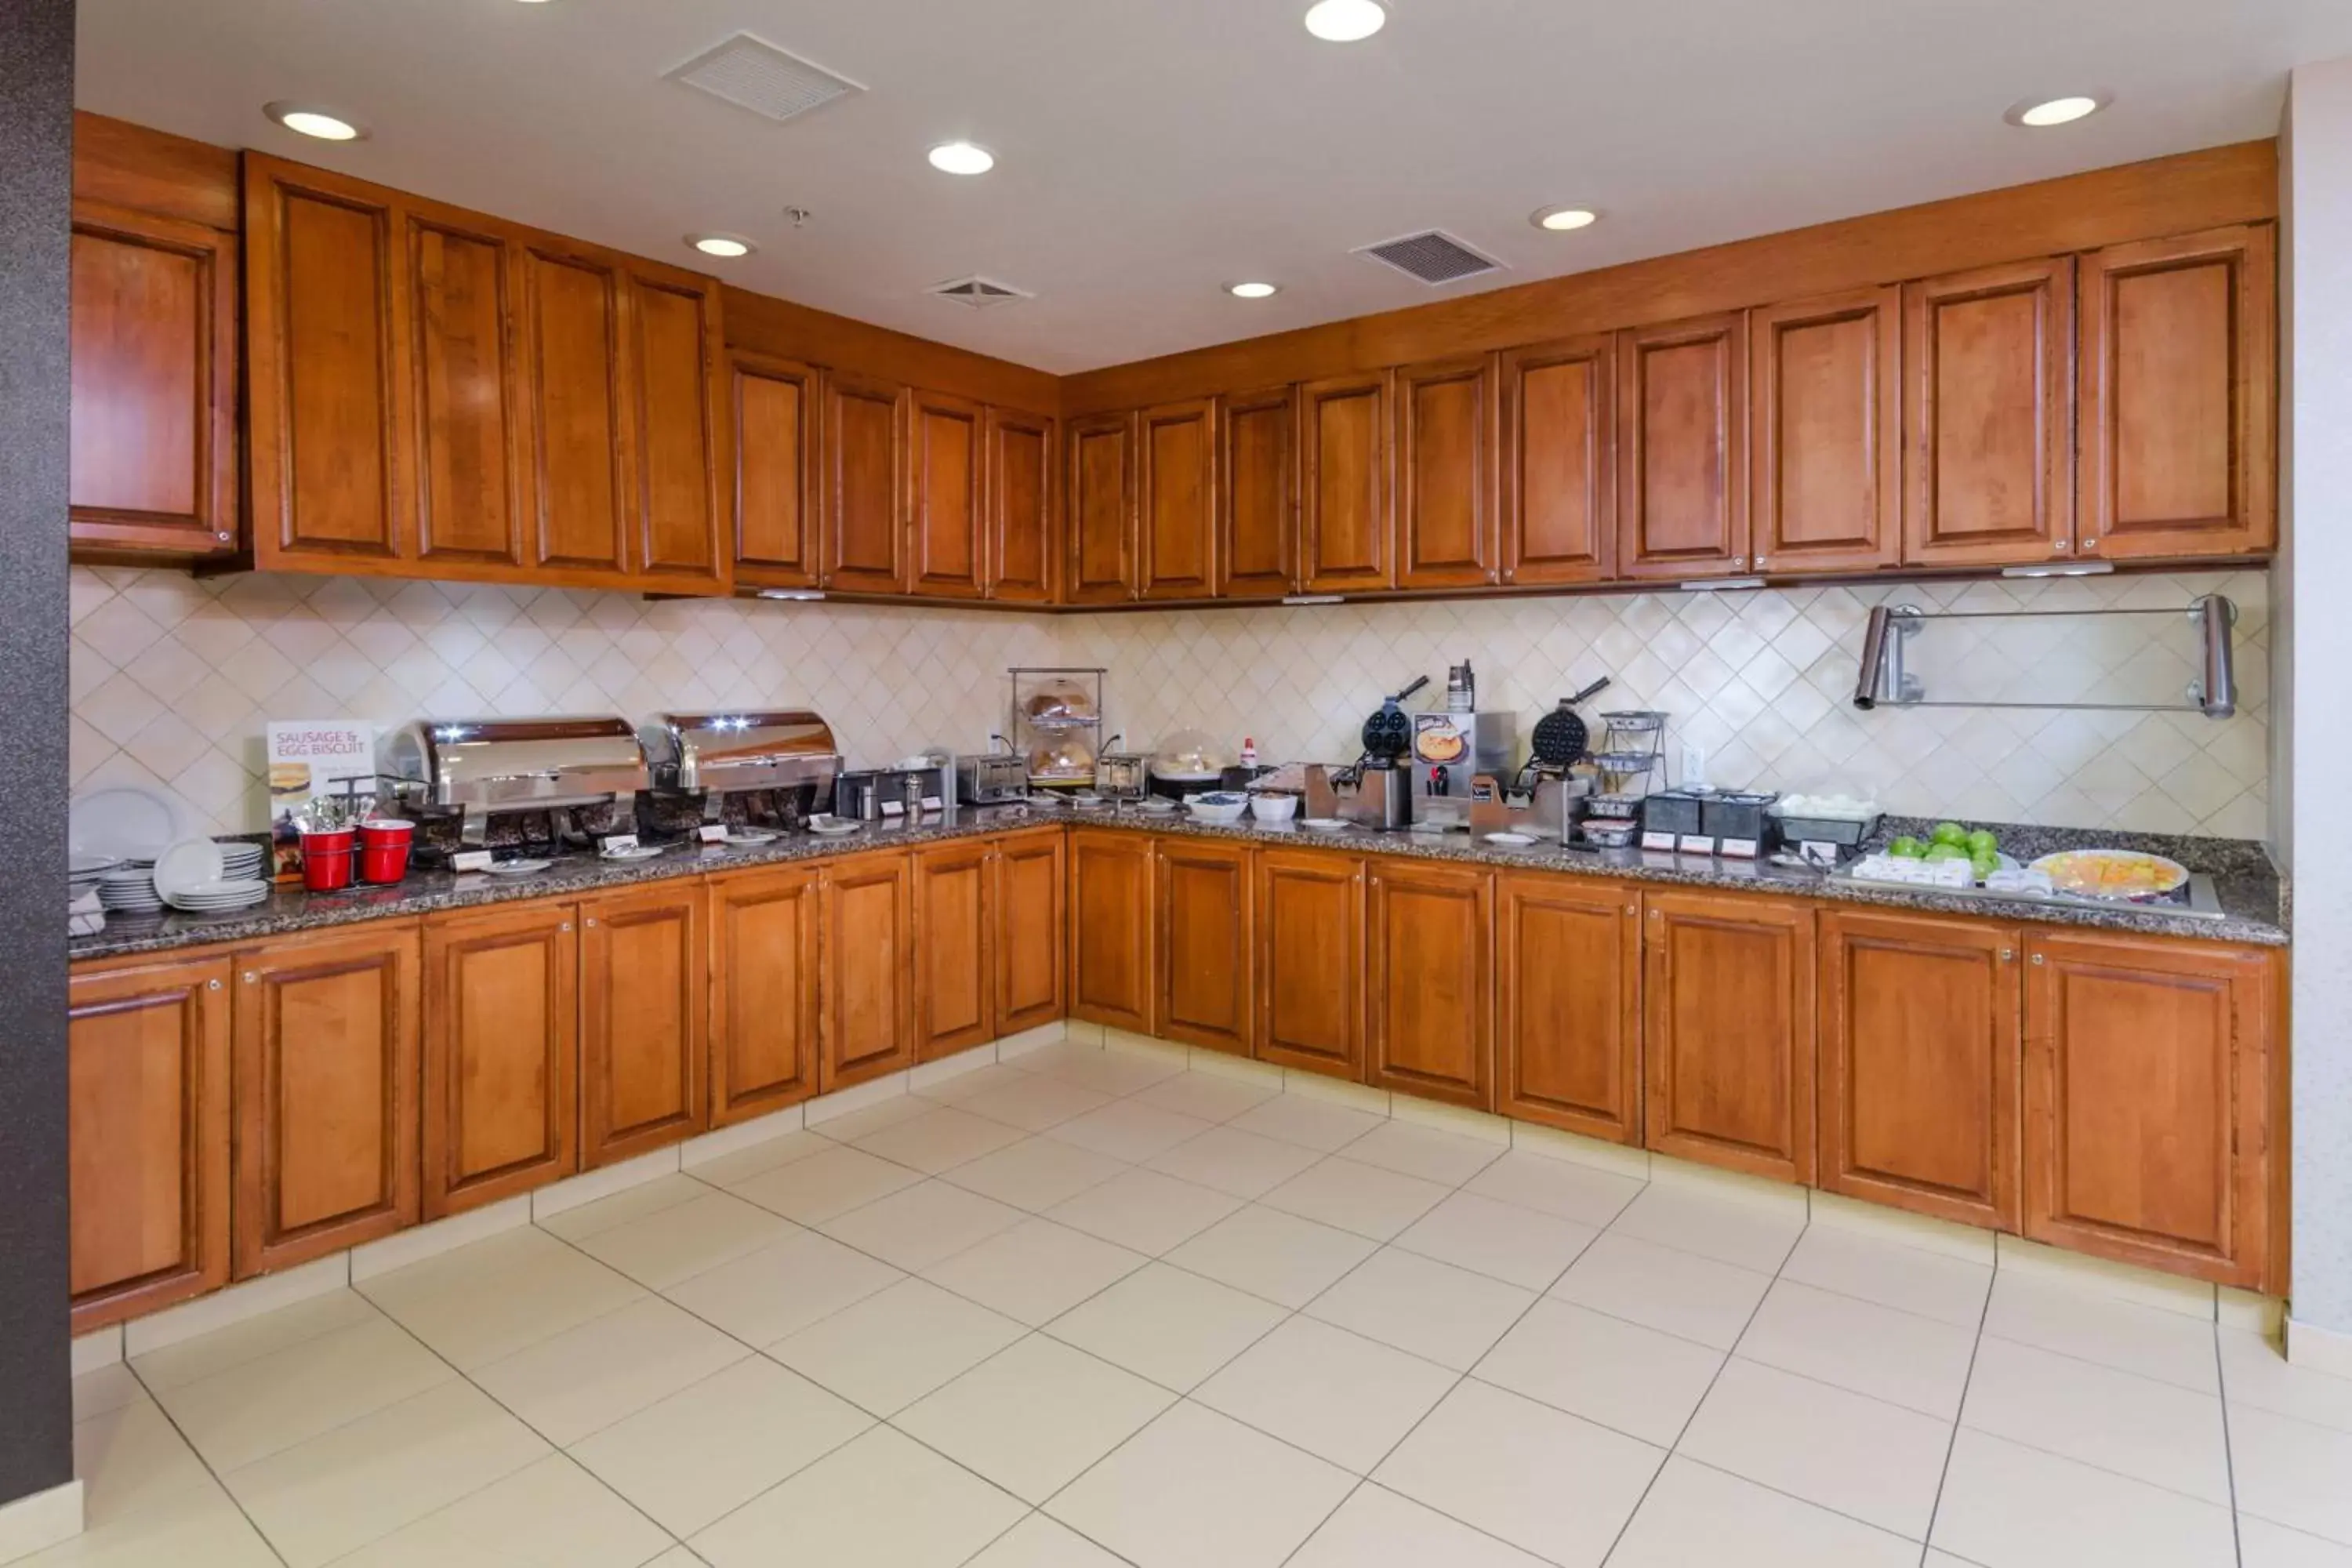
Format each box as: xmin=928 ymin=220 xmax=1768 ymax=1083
xmin=710 ymin=865 xmax=822 ymax=1126
xmin=1069 ymin=828 xmax=1155 ymax=1033
xmin=1751 ymin=288 xmax=1899 ymax=573
xmin=1395 ymin=357 xmax=1499 ymax=589
xmin=245 ymin=161 xmax=404 ymax=564
xmin=1618 ymin=314 xmax=1748 ymax=579
xmin=2024 ymin=933 xmax=2270 ymax=1286
xmin=1903 ymin=259 xmax=2074 ymax=567
xmin=423 ymin=902 xmax=578 ymax=1217
xmin=1367 ymin=859 xmax=1492 ymax=1106
xmin=910 ymin=390 xmax=986 ymax=598
xmin=523 ymin=247 xmax=629 ymax=575
xmin=1643 ymin=890 xmax=1813 ymax=1182
xmin=1496 ymin=873 xmax=1640 ymax=1143
xmin=986 ymin=407 xmax=1057 ymax=602
xmin=408 ymin=215 xmax=529 ymax=569
xmin=996 ymin=828 xmax=1067 ymax=1035
xmin=1140 ymin=399 xmax=1220 ymax=600
xmin=234 ymin=927 xmax=421 ymax=1278
xmin=1820 ymin=910 xmax=2019 ymax=1231
xmin=630 ymin=273 xmax=727 ymax=584
xmin=1255 ymin=849 xmax=1363 ymax=1080
xmin=826 ymin=372 xmax=909 ymax=593
xmin=581 ymin=884 xmax=706 ymax=1167
xmin=1301 ymin=373 xmax=1393 ymax=592
xmin=1157 ymin=838 xmax=1254 ymax=1055
xmin=1067 ymin=412 xmax=1138 ymax=604
xmin=68 ymin=955 xmax=232 ymax=1332
xmin=916 ymin=840 xmax=996 ymax=1060
xmin=732 ymin=351 xmax=822 ymax=587
xmin=1500 ymin=336 xmax=1614 ymax=586
xmin=823 ymin=851 xmax=915 ymax=1090
xmin=69 ymin=201 xmax=238 ymax=555
xmin=2078 ymin=224 xmax=2275 ymax=561
xmin=1221 ymin=386 xmax=1297 ymax=597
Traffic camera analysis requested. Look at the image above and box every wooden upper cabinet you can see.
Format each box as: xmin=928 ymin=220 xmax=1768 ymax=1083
xmin=824 ymin=369 xmax=909 ymax=593
xmin=2078 ymin=223 xmax=2276 ymax=561
xmin=1499 ymin=336 xmax=1615 ymax=586
xmin=1255 ymin=848 xmax=1364 ymax=1080
xmin=245 ymin=156 xmax=405 ymax=569
xmin=1301 ymin=372 xmax=1393 ymax=593
xmin=421 ymin=901 xmax=578 ymax=1218
xmin=909 ymin=389 xmax=986 ymax=598
xmin=520 ymin=242 xmax=631 ymax=578
xmin=1067 ymin=411 xmax=1138 ymax=604
xmin=1138 ymin=398 xmax=1221 ymax=601
xmin=67 ymin=953 xmax=231 ymax=1332
xmin=232 ymin=925 xmax=421 ymax=1279
xmin=626 ymin=270 xmax=729 ymax=589
xmin=1394 ymin=356 xmax=1500 ymax=590
xmin=2024 ymin=931 xmax=2273 ymax=1287
xmin=579 ymin=883 xmax=707 ymax=1169
xmin=1751 ymin=287 xmax=1900 ymax=574
xmin=1156 ymin=837 xmax=1254 ymax=1056
xmin=995 ymin=827 xmax=1068 ymax=1036
xmin=69 ymin=201 xmax=238 ymax=557
xmin=1496 ymin=873 xmax=1641 ymax=1144
xmin=1818 ymin=909 xmax=2020 ymax=1232
xmin=914 ymin=838 xmax=996 ymax=1061
xmin=1221 ymin=386 xmax=1298 ymax=598
xmin=1365 ymin=858 xmax=1493 ymax=1108
xmin=985 ymin=406 xmax=1058 ymax=602
xmin=1617 ymin=313 xmax=1749 ymax=579
xmin=821 ymin=850 xmax=916 ymax=1091
xmin=1069 ymin=826 xmax=1155 ymax=1033
xmin=1903 ymin=258 xmax=2075 ymax=568
xmin=407 ymin=210 xmax=531 ymax=572
xmin=1642 ymin=888 xmax=1815 ymax=1184
xmin=710 ymin=863 xmax=823 ymax=1127
xmin=731 ymin=350 xmax=822 ymax=589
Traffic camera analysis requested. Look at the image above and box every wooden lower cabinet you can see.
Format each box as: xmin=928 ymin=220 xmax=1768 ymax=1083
xmin=996 ymin=828 xmax=1067 ymax=1036
xmin=579 ymin=884 xmax=706 ymax=1169
xmin=822 ymin=850 xmax=916 ymax=1090
xmin=421 ymin=902 xmax=579 ymax=1218
xmin=1366 ymin=858 xmax=1493 ymax=1106
xmin=915 ymin=839 xmax=996 ymax=1061
xmin=67 ymin=952 xmax=233 ymax=1332
xmin=1069 ymin=827 xmax=1156 ymax=1033
xmin=232 ymin=924 xmax=421 ymax=1278
xmin=1818 ymin=910 xmax=2020 ymax=1231
xmin=1255 ymin=849 xmax=1364 ymax=1080
xmin=1156 ymin=837 xmax=1254 ymax=1055
xmin=1496 ymin=873 xmax=1642 ymax=1143
xmin=1642 ymin=889 xmax=1816 ymax=1183
xmin=709 ymin=864 xmax=822 ymax=1127
xmin=2024 ymin=931 xmax=2273 ymax=1287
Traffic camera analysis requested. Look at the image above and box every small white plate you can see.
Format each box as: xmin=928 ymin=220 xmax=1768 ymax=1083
xmin=69 ymin=853 xmax=120 ymax=880
xmin=484 ymin=858 xmax=552 ymax=877
xmin=151 ymin=837 xmax=227 ymax=902
xmin=1483 ymin=832 xmax=1538 ymax=847
xmin=601 ymin=844 xmax=664 ymax=862
xmin=723 ymin=829 xmax=780 ymax=845
xmin=1137 ymin=800 xmax=1178 ymax=814
xmin=806 ymin=818 xmax=862 ymax=836
xmin=1300 ymin=818 xmax=1355 ymax=831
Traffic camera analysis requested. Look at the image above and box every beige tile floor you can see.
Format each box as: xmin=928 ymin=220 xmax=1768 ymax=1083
xmin=44 ymin=1034 xmax=2352 ymax=1568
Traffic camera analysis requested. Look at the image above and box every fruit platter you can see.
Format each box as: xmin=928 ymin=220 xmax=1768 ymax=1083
xmin=1849 ymin=822 xmax=2045 ymax=894
xmin=2026 ymin=848 xmax=2192 ymax=902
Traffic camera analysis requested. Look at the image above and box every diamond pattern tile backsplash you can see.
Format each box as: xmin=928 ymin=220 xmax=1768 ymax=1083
xmin=69 ymin=564 xmax=2270 ymax=842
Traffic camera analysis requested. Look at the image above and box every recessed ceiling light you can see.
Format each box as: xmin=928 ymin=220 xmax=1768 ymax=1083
xmin=263 ymin=101 xmax=365 ymax=141
xmin=927 ymin=140 xmax=995 ymax=176
xmin=1227 ymin=281 xmax=1279 ymax=299
xmin=1304 ymin=0 xmax=1385 ymax=42
xmin=1531 ymin=205 xmax=1599 ymax=232
xmin=688 ymin=234 xmax=754 ymax=259
xmin=2007 ymin=93 xmax=2107 ymax=127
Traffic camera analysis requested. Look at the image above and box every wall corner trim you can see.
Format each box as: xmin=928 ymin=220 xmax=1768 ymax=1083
xmin=0 ymin=1479 xmax=82 ymax=1564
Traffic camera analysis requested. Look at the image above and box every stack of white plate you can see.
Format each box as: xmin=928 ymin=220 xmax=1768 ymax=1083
xmin=154 ymin=836 xmax=270 ymax=913
xmin=165 ymin=879 xmax=271 ymax=914
xmin=218 ymin=840 xmax=267 ymax=880
xmin=96 ymin=866 xmax=163 ymax=913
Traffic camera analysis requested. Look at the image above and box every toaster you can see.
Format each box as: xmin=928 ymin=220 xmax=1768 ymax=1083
xmin=956 ymin=751 xmax=1029 ymax=805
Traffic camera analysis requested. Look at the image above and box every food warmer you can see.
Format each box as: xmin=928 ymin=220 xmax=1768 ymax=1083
xmin=637 ymin=710 xmax=842 ymax=832
xmin=384 ymin=715 xmax=652 ymax=860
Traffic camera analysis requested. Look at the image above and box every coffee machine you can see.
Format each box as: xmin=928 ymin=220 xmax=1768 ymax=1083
xmin=1410 ymin=661 xmax=1517 ymax=831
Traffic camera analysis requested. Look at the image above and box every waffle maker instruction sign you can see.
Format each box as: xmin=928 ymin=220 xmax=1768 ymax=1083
xmin=266 ymin=720 xmax=376 ymax=880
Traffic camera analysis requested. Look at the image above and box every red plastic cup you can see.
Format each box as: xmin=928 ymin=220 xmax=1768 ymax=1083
xmin=301 ymin=828 xmax=357 ymax=892
xmin=357 ymin=818 xmax=414 ymax=884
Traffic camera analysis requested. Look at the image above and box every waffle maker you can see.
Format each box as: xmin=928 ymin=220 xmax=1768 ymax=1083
xmin=1526 ymin=677 xmax=1612 ymax=782
xmin=1360 ymin=675 xmax=1429 ymax=764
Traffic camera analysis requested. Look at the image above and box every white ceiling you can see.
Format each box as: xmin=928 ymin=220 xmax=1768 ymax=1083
xmin=75 ymin=0 xmax=2352 ymax=375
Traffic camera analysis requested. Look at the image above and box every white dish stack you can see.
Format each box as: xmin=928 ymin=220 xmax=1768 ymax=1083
xmin=153 ymin=837 xmax=271 ymax=914
xmin=96 ymin=863 xmax=164 ymax=914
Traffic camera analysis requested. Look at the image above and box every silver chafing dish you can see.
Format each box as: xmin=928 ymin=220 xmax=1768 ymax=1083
xmin=638 ymin=709 xmax=842 ymax=829
xmin=384 ymin=715 xmax=651 ymax=851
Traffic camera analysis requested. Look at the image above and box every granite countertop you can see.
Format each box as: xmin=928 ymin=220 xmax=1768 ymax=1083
xmin=70 ymin=803 xmax=2287 ymax=962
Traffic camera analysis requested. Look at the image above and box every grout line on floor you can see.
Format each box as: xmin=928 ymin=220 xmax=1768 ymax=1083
xmin=118 ymin=1358 xmax=296 ymax=1568
xmin=2216 ymin=1323 xmax=2246 ymax=1568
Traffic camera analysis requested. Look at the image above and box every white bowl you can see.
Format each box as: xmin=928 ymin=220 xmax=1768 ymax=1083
xmin=1187 ymin=799 xmax=1248 ymax=824
xmin=1248 ymin=793 xmax=1299 ymax=823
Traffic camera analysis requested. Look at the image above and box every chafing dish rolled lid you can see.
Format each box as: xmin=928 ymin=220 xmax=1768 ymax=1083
xmin=386 ymin=716 xmax=651 ymax=812
xmin=638 ymin=710 xmax=841 ymax=793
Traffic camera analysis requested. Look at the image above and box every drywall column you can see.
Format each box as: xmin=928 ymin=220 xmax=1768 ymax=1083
xmin=2283 ymin=57 xmax=2352 ymax=1356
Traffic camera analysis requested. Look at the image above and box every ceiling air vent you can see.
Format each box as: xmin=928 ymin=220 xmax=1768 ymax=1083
xmin=927 ymin=275 xmax=1033 ymax=310
xmin=665 ymin=34 xmax=865 ymax=125
xmin=1355 ymin=229 xmax=1504 ymax=286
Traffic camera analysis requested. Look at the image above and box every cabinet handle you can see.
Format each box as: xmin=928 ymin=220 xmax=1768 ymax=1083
xmin=243 ymin=971 xmax=257 ymax=984
xmin=1650 ymin=909 xmax=1661 ymax=920
xmin=561 ymin=921 xmax=573 ymax=931
xmin=2031 ymin=953 xmax=2044 ymax=965
xmin=208 ymin=978 xmax=222 ymax=991
xmin=2053 ymin=540 xmax=2072 ymax=554
xmin=585 ymin=918 xmax=597 ymax=928
xmin=2000 ymin=949 xmax=2014 ymax=962
xmin=1624 ymin=905 xmax=1636 ymax=915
